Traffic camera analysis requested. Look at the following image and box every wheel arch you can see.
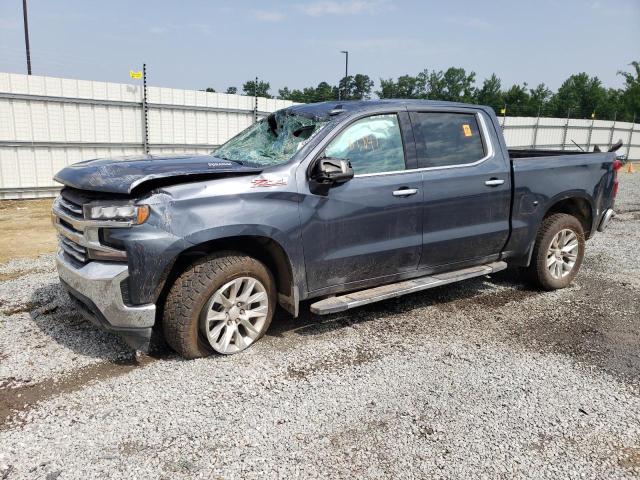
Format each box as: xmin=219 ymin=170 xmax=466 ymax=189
xmin=158 ymin=235 xmax=299 ymax=317
xmin=543 ymin=194 xmax=594 ymax=238
xmin=514 ymin=193 xmax=595 ymax=268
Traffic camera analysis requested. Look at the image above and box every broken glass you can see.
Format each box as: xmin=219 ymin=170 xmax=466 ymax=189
xmin=213 ymin=112 xmax=327 ymax=167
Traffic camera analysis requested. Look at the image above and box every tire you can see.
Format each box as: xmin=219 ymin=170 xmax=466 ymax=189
xmin=162 ymin=252 xmax=276 ymax=359
xmin=523 ymin=213 xmax=585 ymax=290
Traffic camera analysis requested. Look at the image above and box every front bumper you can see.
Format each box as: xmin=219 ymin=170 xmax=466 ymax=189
xmin=55 ymin=251 xmax=157 ymax=350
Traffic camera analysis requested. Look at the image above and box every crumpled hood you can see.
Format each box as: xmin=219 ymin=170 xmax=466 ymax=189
xmin=54 ymin=154 xmax=262 ymax=194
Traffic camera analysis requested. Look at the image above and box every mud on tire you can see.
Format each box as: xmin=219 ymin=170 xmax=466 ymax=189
xmin=523 ymin=213 xmax=586 ymax=290
xmin=162 ymin=252 xmax=276 ymax=359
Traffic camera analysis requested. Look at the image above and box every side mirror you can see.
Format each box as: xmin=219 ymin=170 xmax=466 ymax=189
xmin=309 ymin=157 xmax=354 ymax=195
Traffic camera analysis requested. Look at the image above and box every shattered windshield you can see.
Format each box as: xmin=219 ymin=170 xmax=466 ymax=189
xmin=213 ymin=112 xmax=327 ymax=167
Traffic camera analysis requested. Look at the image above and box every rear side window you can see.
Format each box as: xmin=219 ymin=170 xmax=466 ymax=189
xmin=324 ymin=114 xmax=405 ymax=175
xmin=410 ymin=112 xmax=486 ymax=168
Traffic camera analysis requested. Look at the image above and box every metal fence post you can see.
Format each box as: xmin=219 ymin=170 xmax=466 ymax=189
xmin=142 ymin=63 xmax=149 ymax=154
xmin=586 ymin=118 xmax=594 ymax=151
xmin=608 ymin=112 xmax=617 ymax=149
xmin=561 ymin=110 xmax=570 ymax=150
xmin=626 ymin=113 xmax=636 ymax=160
xmin=254 ymin=76 xmax=258 ymax=123
xmin=531 ymin=115 xmax=540 ymax=148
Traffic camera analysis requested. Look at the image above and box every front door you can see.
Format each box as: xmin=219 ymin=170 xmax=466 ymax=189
xmin=300 ymin=113 xmax=423 ymax=292
xmin=409 ymin=110 xmax=511 ymax=269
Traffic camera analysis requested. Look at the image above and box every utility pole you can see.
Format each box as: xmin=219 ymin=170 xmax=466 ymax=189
xmin=340 ymin=50 xmax=349 ymax=101
xmin=22 ymin=0 xmax=32 ymax=75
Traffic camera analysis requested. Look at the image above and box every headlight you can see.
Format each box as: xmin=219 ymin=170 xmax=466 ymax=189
xmin=86 ymin=204 xmax=150 ymax=224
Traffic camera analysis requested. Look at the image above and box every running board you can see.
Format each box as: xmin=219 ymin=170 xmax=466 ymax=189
xmin=310 ymin=261 xmax=508 ymax=315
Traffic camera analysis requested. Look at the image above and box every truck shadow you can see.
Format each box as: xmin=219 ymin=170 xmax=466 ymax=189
xmin=28 ymin=282 xmax=141 ymax=359
xmin=268 ymin=268 xmax=531 ymax=337
xmin=28 ymin=270 xmax=528 ymax=360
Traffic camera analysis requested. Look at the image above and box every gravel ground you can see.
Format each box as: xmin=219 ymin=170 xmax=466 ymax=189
xmin=0 ymin=174 xmax=639 ymax=479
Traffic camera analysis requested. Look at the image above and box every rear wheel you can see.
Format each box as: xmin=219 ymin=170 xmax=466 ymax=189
xmin=523 ymin=213 xmax=585 ymax=290
xmin=162 ymin=252 xmax=276 ymax=359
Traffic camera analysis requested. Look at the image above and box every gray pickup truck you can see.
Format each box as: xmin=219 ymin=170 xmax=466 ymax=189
xmin=52 ymin=100 xmax=621 ymax=358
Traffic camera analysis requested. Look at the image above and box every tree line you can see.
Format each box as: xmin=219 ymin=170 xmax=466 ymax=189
xmin=205 ymin=61 xmax=640 ymax=122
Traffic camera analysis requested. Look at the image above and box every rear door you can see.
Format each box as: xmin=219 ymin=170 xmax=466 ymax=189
xmin=299 ymin=112 xmax=424 ymax=292
xmin=409 ymin=109 xmax=511 ymax=269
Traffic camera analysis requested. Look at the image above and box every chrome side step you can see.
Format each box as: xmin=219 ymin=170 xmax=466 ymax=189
xmin=310 ymin=261 xmax=508 ymax=315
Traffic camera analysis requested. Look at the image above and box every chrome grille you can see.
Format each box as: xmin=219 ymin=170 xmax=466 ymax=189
xmin=58 ymin=192 xmax=84 ymax=218
xmin=60 ymin=197 xmax=82 ymax=218
xmin=59 ymin=234 xmax=88 ymax=264
xmin=52 ymin=188 xmax=129 ymax=267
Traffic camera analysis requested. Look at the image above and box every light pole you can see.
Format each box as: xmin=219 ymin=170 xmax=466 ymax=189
xmin=22 ymin=0 xmax=32 ymax=75
xmin=339 ymin=50 xmax=348 ymax=100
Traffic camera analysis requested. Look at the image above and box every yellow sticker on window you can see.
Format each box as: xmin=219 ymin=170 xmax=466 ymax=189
xmin=462 ymin=124 xmax=472 ymax=137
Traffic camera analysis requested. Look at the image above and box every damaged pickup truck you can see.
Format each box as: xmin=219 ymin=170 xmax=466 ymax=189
xmin=52 ymin=100 xmax=621 ymax=358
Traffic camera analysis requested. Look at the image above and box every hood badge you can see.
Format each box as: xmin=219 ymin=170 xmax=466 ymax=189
xmin=251 ymin=175 xmax=288 ymax=188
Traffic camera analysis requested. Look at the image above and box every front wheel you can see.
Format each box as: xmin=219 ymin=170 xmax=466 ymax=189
xmin=523 ymin=213 xmax=586 ymax=290
xmin=162 ymin=252 xmax=276 ymax=359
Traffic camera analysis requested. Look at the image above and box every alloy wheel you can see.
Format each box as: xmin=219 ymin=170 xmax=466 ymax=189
xmin=546 ymin=228 xmax=579 ymax=279
xmin=200 ymin=276 xmax=269 ymax=354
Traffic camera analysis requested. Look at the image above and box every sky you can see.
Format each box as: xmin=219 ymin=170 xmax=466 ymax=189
xmin=1 ymin=0 xmax=639 ymax=95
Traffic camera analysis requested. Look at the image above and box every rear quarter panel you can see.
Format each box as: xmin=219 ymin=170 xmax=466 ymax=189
xmin=504 ymin=152 xmax=616 ymax=263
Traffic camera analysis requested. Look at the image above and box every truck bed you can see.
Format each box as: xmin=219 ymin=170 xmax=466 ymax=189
xmin=502 ymin=149 xmax=617 ymax=266
xmin=508 ymin=148 xmax=600 ymax=159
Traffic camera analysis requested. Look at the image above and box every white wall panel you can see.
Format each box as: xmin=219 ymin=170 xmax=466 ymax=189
xmin=0 ymin=72 xmax=637 ymax=198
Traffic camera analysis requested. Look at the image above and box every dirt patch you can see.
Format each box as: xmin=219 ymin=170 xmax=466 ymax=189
xmin=0 ymin=199 xmax=57 ymax=265
xmin=440 ymin=284 xmax=540 ymax=311
xmin=0 ymin=301 xmax=38 ymax=316
xmin=619 ymin=447 xmax=640 ymax=471
xmin=0 ymin=354 xmax=157 ymax=430
xmin=0 ymin=268 xmax=41 ymax=282
xmin=506 ymin=274 xmax=640 ymax=384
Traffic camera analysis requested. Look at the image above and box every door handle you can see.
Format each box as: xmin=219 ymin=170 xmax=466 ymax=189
xmin=392 ymin=188 xmax=418 ymax=197
xmin=484 ymin=178 xmax=505 ymax=187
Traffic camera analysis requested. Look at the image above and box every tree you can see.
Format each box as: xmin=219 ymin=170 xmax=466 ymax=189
xmin=503 ymin=84 xmax=530 ymax=116
xmin=618 ymin=61 xmax=640 ymax=121
xmin=528 ymin=83 xmax=553 ymax=116
xmin=279 ymin=82 xmax=338 ymax=103
xmin=337 ymin=75 xmax=354 ymax=99
xmin=315 ymin=82 xmax=336 ymax=101
xmin=225 ymin=86 xmax=237 ymax=94
xmin=351 ymin=74 xmax=374 ymax=100
xmin=242 ymin=79 xmax=272 ymax=98
xmin=376 ymin=78 xmax=398 ymax=99
xmin=205 ymin=87 xmax=215 ymax=93
xmin=377 ymin=75 xmax=425 ymax=99
xmin=476 ymin=74 xmax=503 ymax=114
xmin=424 ymin=67 xmax=476 ymax=102
xmin=549 ymin=73 xmax=608 ymax=119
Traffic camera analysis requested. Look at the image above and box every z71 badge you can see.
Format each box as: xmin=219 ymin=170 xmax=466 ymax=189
xmin=250 ymin=175 xmax=288 ymax=188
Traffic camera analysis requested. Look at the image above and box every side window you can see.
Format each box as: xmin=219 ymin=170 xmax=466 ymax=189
xmin=324 ymin=114 xmax=406 ymax=175
xmin=410 ymin=112 xmax=486 ymax=168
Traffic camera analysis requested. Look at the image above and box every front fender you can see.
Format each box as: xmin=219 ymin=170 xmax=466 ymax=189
xmin=183 ymin=223 xmax=306 ymax=291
